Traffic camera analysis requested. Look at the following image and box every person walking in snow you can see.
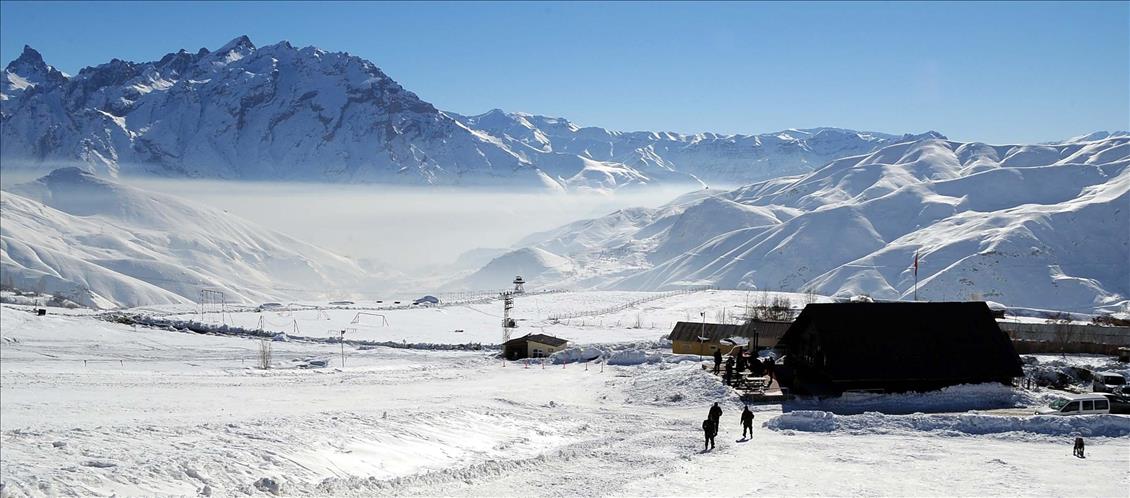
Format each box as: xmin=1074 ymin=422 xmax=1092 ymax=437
xmin=1073 ymin=437 xmax=1085 ymax=458
xmin=724 ymin=357 xmax=735 ymax=386
xmin=713 ymin=348 xmax=723 ymax=375
xmin=702 ymin=418 xmax=716 ymax=450
xmin=708 ymin=402 xmax=723 ymax=432
xmin=741 ymin=405 xmax=754 ymax=439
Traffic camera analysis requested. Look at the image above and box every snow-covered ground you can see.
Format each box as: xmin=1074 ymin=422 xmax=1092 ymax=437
xmin=2 ymin=302 xmax=1128 ymax=497
xmin=152 ymin=290 xmax=812 ymax=346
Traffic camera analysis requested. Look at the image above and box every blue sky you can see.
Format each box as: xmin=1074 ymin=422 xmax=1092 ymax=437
xmin=2 ymin=1 xmax=1126 ymax=143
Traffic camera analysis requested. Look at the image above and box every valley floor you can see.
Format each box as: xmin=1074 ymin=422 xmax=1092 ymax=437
xmin=1 ymin=305 xmax=1128 ymax=497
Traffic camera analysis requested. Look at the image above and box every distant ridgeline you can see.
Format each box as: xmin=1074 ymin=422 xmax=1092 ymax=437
xmin=2 ymin=37 xmax=935 ymax=190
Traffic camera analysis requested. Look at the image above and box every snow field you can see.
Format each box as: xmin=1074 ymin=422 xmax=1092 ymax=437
xmin=162 ymin=290 xmax=765 ymax=347
xmin=3 ymin=305 xmax=1129 ymax=496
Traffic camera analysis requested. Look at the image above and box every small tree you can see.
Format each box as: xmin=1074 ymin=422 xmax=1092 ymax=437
xmin=258 ymin=339 xmax=273 ymax=370
xmin=802 ymin=288 xmax=819 ymax=307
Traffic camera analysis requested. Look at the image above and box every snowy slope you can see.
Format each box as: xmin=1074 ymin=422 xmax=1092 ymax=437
xmin=483 ymin=137 xmax=1130 ymax=312
xmin=0 ymin=168 xmax=375 ymax=308
xmin=453 ymin=247 xmax=576 ymax=291
xmin=1 ymin=38 xmax=928 ymax=190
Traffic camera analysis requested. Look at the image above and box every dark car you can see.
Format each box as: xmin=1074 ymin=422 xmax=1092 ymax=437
xmin=1098 ymin=392 xmax=1130 ymax=414
xmin=1092 ymin=371 xmax=1126 ymax=394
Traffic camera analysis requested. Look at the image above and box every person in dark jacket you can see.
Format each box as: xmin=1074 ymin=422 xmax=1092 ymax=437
xmin=735 ymin=347 xmax=746 ymax=372
xmin=1073 ymin=437 xmax=1085 ymax=458
xmin=724 ymin=357 xmax=734 ymax=386
xmin=702 ymin=418 xmax=716 ymax=450
xmin=712 ymin=348 xmax=723 ymax=375
xmin=708 ymin=402 xmax=723 ymax=430
xmin=764 ymin=356 xmax=776 ymax=386
xmin=740 ymin=405 xmax=754 ymax=439
xmin=751 ymin=356 xmax=765 ymax=377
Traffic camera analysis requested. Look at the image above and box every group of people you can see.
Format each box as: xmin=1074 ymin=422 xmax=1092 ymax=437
xmin=712 ymin=347 xmax=775 ymax=387
xmin=700 ymin=402 xmax=756 ymax=450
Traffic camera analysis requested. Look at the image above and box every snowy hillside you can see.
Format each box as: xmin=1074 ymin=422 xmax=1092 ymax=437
xmin=478 ymin=136 xmax=1130 ymax=313
xmin=0 ymin=168 xmax=375 ymax=308
xmin=1 ymin=38 xmax=930 ymax=190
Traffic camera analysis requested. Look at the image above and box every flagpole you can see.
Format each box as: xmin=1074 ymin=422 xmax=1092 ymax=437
xmin=913 ymin=250 xmax=919 ymax=302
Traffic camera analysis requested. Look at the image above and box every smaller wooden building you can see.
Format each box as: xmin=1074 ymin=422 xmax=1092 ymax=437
xmin=503 ymin=333 xmax=568 ymax=360
xmin=668 ymin=320 xmax=792 ymax=355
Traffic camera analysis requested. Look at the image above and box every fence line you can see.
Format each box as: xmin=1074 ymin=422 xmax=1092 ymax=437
xmin=546 ymin=286 xmax=715 ymax=322
xmin=998 ymin=321 xmax=1130 ymax=347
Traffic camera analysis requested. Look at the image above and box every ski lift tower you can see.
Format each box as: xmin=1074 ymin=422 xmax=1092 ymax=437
xmin=501 ymin=291 xmax=516 ymax=343
xmin=513 ymin=275 xmax=525 ymax=294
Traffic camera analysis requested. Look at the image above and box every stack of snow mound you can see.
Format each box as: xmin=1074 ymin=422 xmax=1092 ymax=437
xmin=767 ymin=411 xmax=1130 ymax=438
xmin=767 ymin=411 xmax=837 ymax=432
xmin=606 ymin=349 xmax=662 ymax=366
xmin=549 ymin=346 xmax=603 ymax=364
xmin=622 ymin=363 xmax=738 ymax=406
xmin=785 ymin=383 xmax=1039 ymax=415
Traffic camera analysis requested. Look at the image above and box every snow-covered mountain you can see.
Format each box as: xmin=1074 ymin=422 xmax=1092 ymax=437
xmin=0 ymin=168 xmax=377 ymax=308
xmin=453 ymin=110 xmax=943 ymax=187
xmin=1 ymin=37 xmax=933 ymax=190
xmin=470 ymin=136 xmax=1129 ymax=313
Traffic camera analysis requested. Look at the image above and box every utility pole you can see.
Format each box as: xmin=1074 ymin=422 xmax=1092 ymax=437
xmin=700 ymin=311 xmax=706 ymax=358
xmin=339 ymin=329 xmax=346 ymax=367
xmin=913 ymin=249 xmax=919 ymax=302
xmin=501 ymin=292 xmax=515 ymax=343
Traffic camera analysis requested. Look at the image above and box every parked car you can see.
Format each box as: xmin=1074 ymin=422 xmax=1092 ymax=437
xmin=1036 ymin=393 xmax=1111 ymax=416
xmin=1098 ymin=392 xmax=1130 ymax=414
xmin=1092 ymin=371 xmax=1126 ymax=394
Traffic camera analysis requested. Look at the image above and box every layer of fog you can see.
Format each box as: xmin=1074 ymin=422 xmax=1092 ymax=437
xmin=114 ymin=178 xmax=699 ymax=271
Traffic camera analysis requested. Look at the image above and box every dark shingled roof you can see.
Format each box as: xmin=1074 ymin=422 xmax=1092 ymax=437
xmin=668 ymin=320 xmax=792 ymax=342
xmin=504 ymin=333 xmax=568 ymax=347
xmin=779 ymin=301 xmax=1023 ymax=392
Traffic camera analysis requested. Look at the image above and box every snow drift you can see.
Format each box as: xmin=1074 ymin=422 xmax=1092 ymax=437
xmin=766 ymin=410 xmax=1130 ymax=439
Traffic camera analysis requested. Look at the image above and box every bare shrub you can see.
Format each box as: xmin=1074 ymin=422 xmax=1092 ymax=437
xmin=802 ymin=288 xmax=819 ymax=306
xmin=258 ymin=339 xmax=273 ymax=370
xmin=746 ymin=291 xmax=795 ymax=322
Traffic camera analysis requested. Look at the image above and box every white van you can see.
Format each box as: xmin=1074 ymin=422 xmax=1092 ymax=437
xmin=1036 ymin=393 xmax=1111 ymax=416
